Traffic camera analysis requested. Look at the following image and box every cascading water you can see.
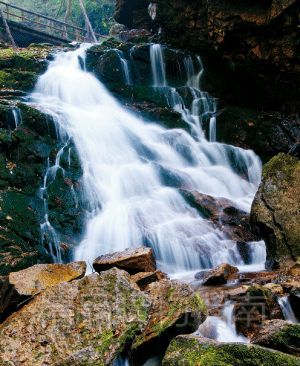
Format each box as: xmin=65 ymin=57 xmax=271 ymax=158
xmin=197 ymin=301 xmax=248 ymax=343
xmin=278 ymin=296 xmax=298 ymax=323
xmin=30 ymin=44 xmax=263 ymax=275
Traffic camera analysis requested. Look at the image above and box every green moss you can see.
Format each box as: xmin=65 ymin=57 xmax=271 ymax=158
xmin=263 ymin=153 xmax=298 ymax=179
xmin=163 ymin=336 xmax=300 ymax=366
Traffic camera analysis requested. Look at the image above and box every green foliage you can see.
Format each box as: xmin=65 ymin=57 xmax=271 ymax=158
xmin=8 ymin=0 xmax=115 ymax=35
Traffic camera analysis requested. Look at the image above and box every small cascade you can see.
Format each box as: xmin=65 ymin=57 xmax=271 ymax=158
xmin=278 ymin=296 xmax=298 ymax=323
xmin=38 ymin=136 xmax=71 ymax=263
xmin=150 ymin=45 xmax=216 ymax=141
xmin=197 ymin=301 xmax=248 ymax=343
xmin=150 ymin=44 xmax=167 ymax=87
xmin=114 ymin=49 xmax=132 ymax=85
xmin=11 ymin=106 xmax=22 ymax=128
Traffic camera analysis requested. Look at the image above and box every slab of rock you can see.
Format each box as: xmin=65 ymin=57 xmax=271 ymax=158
xmin=131 ymin=279 xmax=206 ymax=362
xmin=93 ymin=247 xmax=156 ymax=275
xmin=162 ymin=334 xmax=300 ymax=365
xmin=251 ymin=319 xmax=300 ymax=356
xmin=0 ymin=262 xmax=86 ymax=322
xmin=131 ymin=270 xmax=167 ymax=290
xmin=251 ymin=153 xmax=300 ymax=269
xmin=0 ymin=268 xmax=150 ymax=366
xmin=195 ymin=263 xmax=239 ymax=286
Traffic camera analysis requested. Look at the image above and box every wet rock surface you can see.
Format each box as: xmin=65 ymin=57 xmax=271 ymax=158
xmin=162 ymin=334 xmax=300 ymax=365
xmin=93 ymin=247 xmax=156 ymax=275
xmin=251 ymin=153 xmax=300 ymax=269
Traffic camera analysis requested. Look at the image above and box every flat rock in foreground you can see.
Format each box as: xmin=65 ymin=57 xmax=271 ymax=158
xmin=93 ymin=247 xmax=156 ymax=274
xmin=162 ymin=334 xmax=300 ymax=365
xmin=0 ymin=261 xmax=86 ymax=322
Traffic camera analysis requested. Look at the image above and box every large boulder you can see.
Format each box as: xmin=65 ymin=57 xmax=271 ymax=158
xmin=195 ymin=263 xmax=239 ymax=286
xmin=0 ymin=262 xmax=86 ymax=322
xmin=93 ymin=247 xmax=156 ymax=275
xmin=0 ymin=268 xmax=150 ymax=365
xmin=251 ymin=153 xmax=300 ymax=269
xmin=162 ymin=334 xmax=300 ymax=365
xmin=251 ymin=319 xmax=300 ymax=356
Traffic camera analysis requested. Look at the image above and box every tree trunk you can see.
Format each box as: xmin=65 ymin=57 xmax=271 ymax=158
xmin=78 ymin=0 xmax=97 ymax=42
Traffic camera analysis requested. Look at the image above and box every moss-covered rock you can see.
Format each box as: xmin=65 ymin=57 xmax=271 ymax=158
xmin=162 ymin=335 xmax=300 ymax=365
xmin=0 ymin=46 xmax=55 ymax=93
xmin=251 ymin=319 xmax=300 ymax=356
xmin=250 ymin=153 xmax=300 ymax=268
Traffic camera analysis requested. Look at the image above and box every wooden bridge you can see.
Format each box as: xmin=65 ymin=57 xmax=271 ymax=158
xmin=0 ymin=1 xmax=103 ymax=47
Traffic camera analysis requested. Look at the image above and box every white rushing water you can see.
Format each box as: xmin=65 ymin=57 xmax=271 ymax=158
xmin=278 ymin=296 xmax=298 ymax=323
xmin=197 ymin=301 xmax=248 ymax=343
xmin=30 ymin=44 xmax=263 ymax=274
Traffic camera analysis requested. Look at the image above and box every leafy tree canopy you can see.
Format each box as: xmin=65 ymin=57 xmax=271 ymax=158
xmin=7 ymin=0 xmax=115 ymax=34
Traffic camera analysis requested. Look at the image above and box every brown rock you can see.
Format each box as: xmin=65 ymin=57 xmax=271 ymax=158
xmin=93 ymin=247 xmax=156 ymax=275
xmin=195 ymin=263 xmax=239 ymax=286
xmin=181 ymin=190 xmax=258 ymax=244
xmin=0 ymin=268 xmax=149 ymax=366
xmin=0 ymin=261 xmax=86 ymax=323
xmin=131 ymin=270 xmax=167 ymax=290
xmin=251 ymin=319 xmax=300 ymax=356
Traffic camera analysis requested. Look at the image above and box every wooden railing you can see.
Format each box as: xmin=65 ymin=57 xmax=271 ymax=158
xmin=0 ymin=0 xmax=103 ymax=42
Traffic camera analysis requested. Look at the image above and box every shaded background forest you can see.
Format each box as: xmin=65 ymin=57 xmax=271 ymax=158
xmin=7 ymin=0 xmax=115 ymax=34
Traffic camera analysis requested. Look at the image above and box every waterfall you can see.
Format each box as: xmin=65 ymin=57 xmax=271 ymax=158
xmin=114 ymin=49 xmax=132 ymax=86
xmin=12 ymin=107 xmax=22 ymax=128
xmin=197 ymin=301 xmax=248 ymax=343
xmin=150 ymin=44 xmax=167 ymax=87
xmin=278 ymin=296 xmax=298 ymax=323
xmin=30 ymin=44 xmax=263 ymax=274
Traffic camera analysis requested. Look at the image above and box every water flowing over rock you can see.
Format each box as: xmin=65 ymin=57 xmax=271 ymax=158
xmin=0 ymin=261 xmax=86 ymax=322
xmin=30 ymin=43 xmax=262 ymax=277
xmin=162 ymin=334 xmax=300 ymax=365
xmin=93 ymin=247 xmax=156 ymax=275
xmin=251 ymin=153 xmax=300 ymax=269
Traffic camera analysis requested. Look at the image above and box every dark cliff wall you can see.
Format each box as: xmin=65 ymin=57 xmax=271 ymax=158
xmin=114 ymin=0 xmax=300 ymax=112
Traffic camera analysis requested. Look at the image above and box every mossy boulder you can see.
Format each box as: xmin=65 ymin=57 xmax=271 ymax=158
xmin=0 ymin=268 xmax=150 ymax=365
xmin=0 ymin=46 xmax=55 ymax=93
xmin=162 ymin=335 xmax=300 ymax=365
xmin=251 ymin=320 xmax=300 ymax=356
xmin=251 ymin=153 xmax=300 ymax=269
